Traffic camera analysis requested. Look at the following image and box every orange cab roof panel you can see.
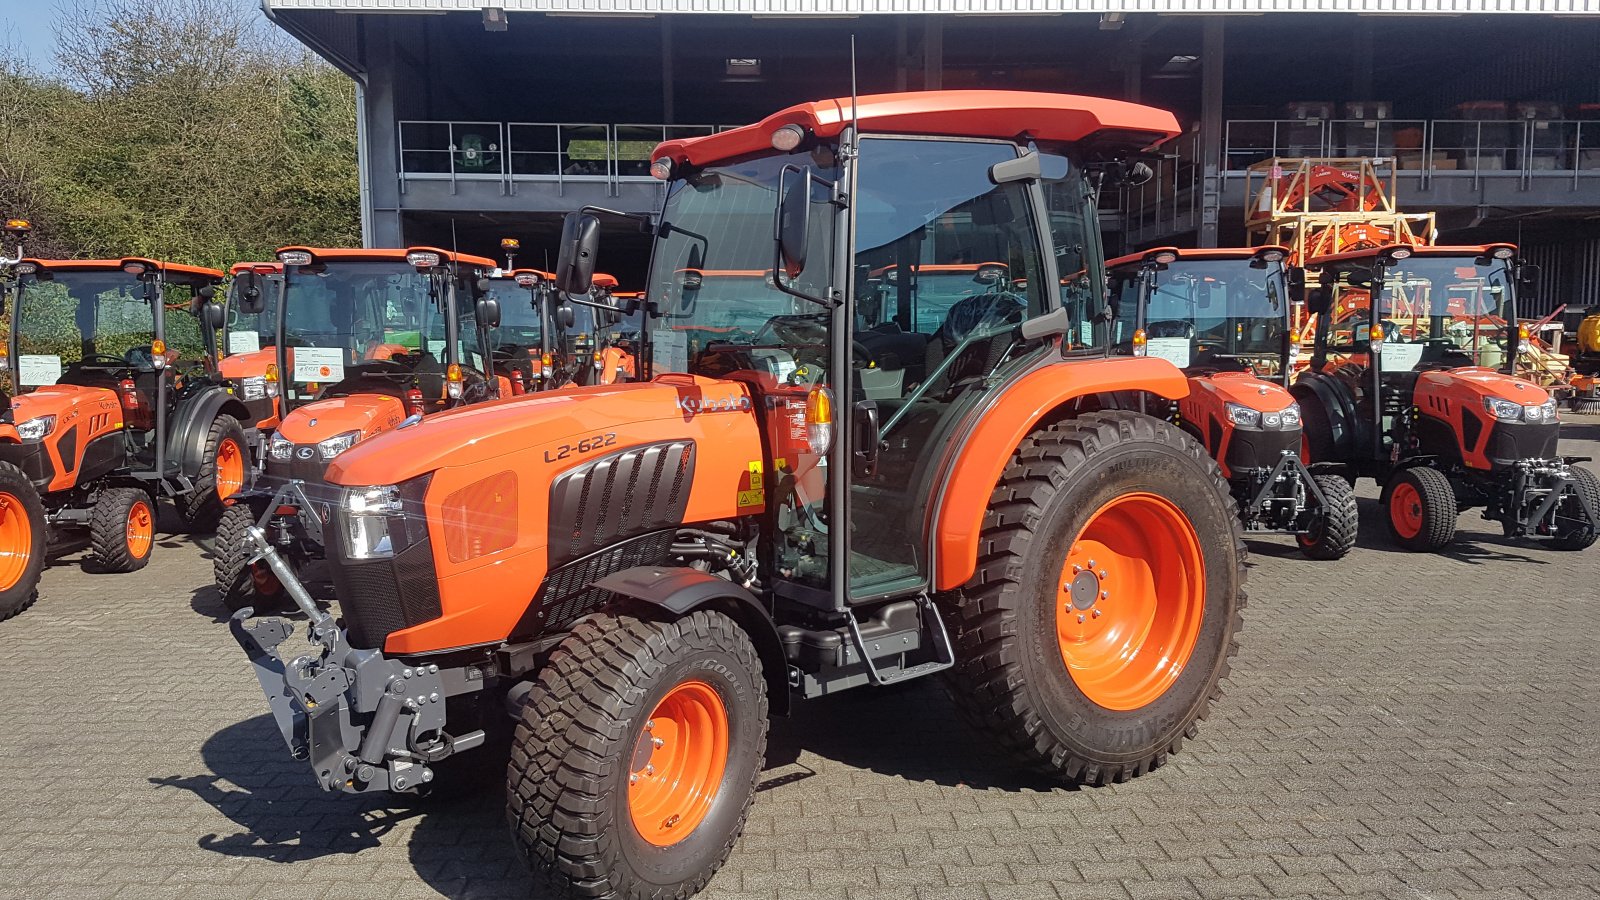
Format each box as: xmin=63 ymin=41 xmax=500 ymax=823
xmin=654 ymin=90 xmax=1182 ymax=167
xmin=20 ymin=258 xmax=224 ymax=281
xmin=507 ymin=268 xmax=556 ymax=280
xmin=1106 ymin=245 xmax=1289 ymax=270
xmin=1308 ymin=242 xmax=1517 ymax=267
xmin=592 ymin=273 xmax=620 ymax=289
xmin=230 ymin=262 xmax=282 ymax=275
xmin=275 ymin=246 xmax=498 ymax=269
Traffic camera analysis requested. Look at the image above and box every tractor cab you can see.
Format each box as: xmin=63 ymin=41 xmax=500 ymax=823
xmin=220 ymin=262 xmax=283 ymax=432
xmin=482 ymin=268 xmax=557 ymax=394
xmin=559 ymin=272 xmax=636 ymax=386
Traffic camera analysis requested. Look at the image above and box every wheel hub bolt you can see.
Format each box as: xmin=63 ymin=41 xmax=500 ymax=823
xmin=1099 ymin=570 xmax=1108 ymax=579
xmin=652 ymin=737 xmax=664 ymax=749
xmin=629 ymin=773 xmax=638 ymax=784
xmin=1077 ymin=614 xmax=1085 ymax=624
xmin=1092 ymin=609 xmax=1102 ymax=619
xmin=645 ymin=765 xmax=655 ymax=776
xmin=645 ymin=720 xmax=654 ymax=731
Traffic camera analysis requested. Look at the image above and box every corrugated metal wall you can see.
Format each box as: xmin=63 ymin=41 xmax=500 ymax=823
xmin=1522 ymin=235 xmax=1600 ymax=318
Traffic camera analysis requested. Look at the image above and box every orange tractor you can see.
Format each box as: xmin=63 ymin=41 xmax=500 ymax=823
xmin=211 ymin=246 xmax=503 ymax=608
xmin=229 ymin=90 xmax=1247 ymax=898
xmin=0 ymin=219 xmax=49 ymax=621
xmin=0 ymin=251 xmax=255 ymax=576
xmin=1296 ymin=242 xmax=1597 ymax=550
xmin=218 ymin=262 xmax=285 ymax=441
xmin=1108 ymin=246 xmax=1359 ymax=559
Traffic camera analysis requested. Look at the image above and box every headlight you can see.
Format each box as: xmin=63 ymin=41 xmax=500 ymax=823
xmin=1279 ymin=402 xmax=1302 ymax=429
xmin=344 ymin=485 xmax=403 ymax=560
xmin=1225 ymin=403 xmax=1262 ymax=428
xmin=268 ymin=433 xmax=293 ymax=460
xmin=15 ymin=415 xmax=55 ymax=442
xmin=240 ymin=376 xmax=266 ymax=401
xmin=1521 ymin=399 xmax=1558 ymax=422
xmin=1484 ymin=397 xmax=1524 ymax=422
xmin=318 ymin=430 xmax=360 ymax=460
xmin=1537 ymin=399 xmax=1559 ymax=421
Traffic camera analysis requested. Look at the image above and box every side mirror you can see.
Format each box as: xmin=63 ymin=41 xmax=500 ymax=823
xmin=476 ymin=277 xmax=492 ymax=293
xmin=1305 ymin=286 xmax=1332 ymax=316
xmin=557 ymin=304 xmax=576 ymax=330
xmin=230 ymin=271 xmax=265 ymax=315
xmin=554 ymin=212 xmax=600 ymax=295
xmin=477 ymin=297 xmax=501 ymax=329
xmin=988 ymin=150 xmax=1070 ymax=185
xmin=1517 ymin=263 xmax=1540 ymax=288
xmin=775 ymin=166 xmax=812 ymax=280
xmin=202 ymin=302 xmax=226 ymax=330
xmin=191 ymin=283 xmax=216 ymax=316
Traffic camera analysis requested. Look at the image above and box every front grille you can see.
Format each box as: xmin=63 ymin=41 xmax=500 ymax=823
xmin=547 ymin=441 xmax=694 ymax=566
xmin=326 ymin=474 xmax=441 ymax=650
xmin=513 ymin=530 xmax=677 ymax=638
xmin=1484 ymin=421 xmax=1560 ymax=469
xmin=1226 ymin=427 xmax=1299 ymax=475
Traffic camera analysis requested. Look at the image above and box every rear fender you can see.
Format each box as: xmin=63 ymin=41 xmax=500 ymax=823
xmin=172 ymin=387 xmax=254 ymax=478
xmin=930 ymin=357 xmax=1189 ymax=592
xmin=593 ymin=566 xmax=789 ymax=716
xmin=1291 ymin=372 xmax=1359 ymax=461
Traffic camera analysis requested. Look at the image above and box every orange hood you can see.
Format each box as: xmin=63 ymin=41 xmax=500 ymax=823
xmin=10 ymin=384 xmax=121 ymax=424
xmin=328 ymin=376 xmax=752 ymax=486
xmin=1417 ymin=367 xmax=1551 ymax=406
xmin=218 ymin=348 xmax=278 ymax=380
xmin=277 ymin=394 xmax=406 ymax=445
xmin=1190 ymin=371 xmax=1296 ymax=413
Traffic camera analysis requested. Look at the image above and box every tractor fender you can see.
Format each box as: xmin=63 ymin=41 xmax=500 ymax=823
xmin=169 ymin=386 xmax=254 ymax=479
xmin=592 ymin=565 xmax=790 ymax=716
xmin=929 ymin=356 xmax=1190 ymax=592
xmin=1290 ymin=371 xmax=1359 ymax=460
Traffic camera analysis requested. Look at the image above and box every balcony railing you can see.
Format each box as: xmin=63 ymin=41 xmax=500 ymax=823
xmin=397 ymin=121 xmax=735 ymax=196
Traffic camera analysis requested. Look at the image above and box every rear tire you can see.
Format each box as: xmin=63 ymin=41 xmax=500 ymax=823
xmin=182 ymin=415 xmax=249 ymax=532
xmin=1381 ymin=467 xmax=1457 ymax=551
xmin=0 ymin=463 xmax=47 ymax=623
xmin=1297 ymin=474 xmax=1360 ymax=560
xmin=945 ymin=411 xmax=1246 ymax=785
xmin=507 ymin=608 xmax=768 ymax=899
xmin=1550 ymin=466 xmax=1600 ymax=551
xmin=214 ymin=502 xmax=287 ymax=612
xmin=90 ymin=488 xmax=155 ymax=573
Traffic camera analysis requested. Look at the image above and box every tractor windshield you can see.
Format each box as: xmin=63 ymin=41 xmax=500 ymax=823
xmin=485 ymin=278 xmax=543 ymax=350
xmin=277 ymin=261 xmax=453 ymax=399
xmin=225 ymin=272 xmax=280 ymax=355
xmin=646 ymin=147 xmax=840 ymax=374
xmin=10 ymin=270 xmax=207 ymax=390
xmin=1325 ymin=256 xmax=1515 ymax=371
xmin=1113 ymin=259 xmax=1289 ymax=374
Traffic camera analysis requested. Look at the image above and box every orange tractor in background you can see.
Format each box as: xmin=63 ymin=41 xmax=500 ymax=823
xmin=1295 ymin=242 xmax=1596 ymax=551
xmin=1108 ymin=246 xmax=1359 ymax=559
xmin=218 ymin=262 xmax=284 ymax=441
xmin=229 ymin=90 xmax=1248 ymax=899
xmin=0 ymin=219 xmax=49 ymax=621
xmin=211 ymin=246 xmax=503 ymax=608
xmin=0 ymin=249 xmax=254 ymax=580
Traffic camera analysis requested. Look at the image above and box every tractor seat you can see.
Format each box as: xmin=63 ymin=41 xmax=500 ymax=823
xmin=1147 ymin=320 xmax=1196 ymax=340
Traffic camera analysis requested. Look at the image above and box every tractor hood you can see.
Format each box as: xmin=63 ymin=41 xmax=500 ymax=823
xmin=10 ymin=384 xmax=121 ymax=424
xmin=1191 ymin=371 xmax=1297 ymax=413
xmin=277 ymin=395 xmax=406 ymax=445
xmin=327 ymin=376 xmax=754 ymax=487
xmin=218 ymin=348 xmax=277 ymax=380
xmin=1417 ymin=367 xmax=1551 ymax=406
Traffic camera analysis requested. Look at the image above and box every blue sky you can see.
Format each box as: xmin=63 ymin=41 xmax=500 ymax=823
xmin=0 ymin=4 xmax=61 ymax=68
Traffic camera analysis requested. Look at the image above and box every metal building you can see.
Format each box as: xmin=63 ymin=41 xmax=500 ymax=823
xmin=264 ymin=0 xmax=1600 ymax=311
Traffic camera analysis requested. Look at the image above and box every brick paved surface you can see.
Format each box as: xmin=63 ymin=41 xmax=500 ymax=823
xmin=2 ymin=418 xmax=1599 ymax=900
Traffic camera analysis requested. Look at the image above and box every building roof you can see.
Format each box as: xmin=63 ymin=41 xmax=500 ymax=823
xmin=265 ymin=0 xmax=1600 ymax=14
xmin=654 ymin=90 xmax=1181 ymax=165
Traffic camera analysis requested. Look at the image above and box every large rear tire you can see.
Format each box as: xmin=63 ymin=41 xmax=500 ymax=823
xmin=1297 ymin=474 xmax=1360 ymax=560
xmin=90 ymin=487 xmax=155 ymax=573
xmin=945 ymin=411 xmax=1246 ymax=785
xmin=1381 ymin=467 xmax=1457 ymax=552
xmin=507 ymin=608 xmax=768 ymax=899
xmin=182 ymin=415 xmax=249 ymax=532
xmin=214 ymin=502 xmax=288 ymax=612
xmin=0 ymin=463 xmax=47 ymax=623
xmin=1550 ymin=465 xmax=1599 ymax=551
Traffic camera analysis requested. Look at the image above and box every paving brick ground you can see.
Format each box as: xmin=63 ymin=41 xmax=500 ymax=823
xmin=2 ymin=417 xmax=1599 ymax=900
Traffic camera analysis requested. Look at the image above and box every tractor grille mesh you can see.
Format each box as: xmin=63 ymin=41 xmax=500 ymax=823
xmin=533 ymin=531 xmax=677 ymax=634
xmin=547 ymin=441 xmax=694 ymax=567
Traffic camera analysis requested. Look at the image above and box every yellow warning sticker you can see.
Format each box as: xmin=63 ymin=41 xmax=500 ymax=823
xmin=773 ymin=457 xmax=788 ymax=472
xmin=737 ymin=489 xmax=765 ymax=508
xmin=747 ymin=460 xmax=764 ymax=491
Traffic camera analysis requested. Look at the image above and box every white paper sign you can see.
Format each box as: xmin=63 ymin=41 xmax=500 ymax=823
xmin=653 ymin=329 xmax=689 ymax=375
xmin=428 ymin=339 xmax=446 ymax=358
xmin=1144 ymin=337 xmax=1192 ymax=369
xmin=1379 ymin=342 xmax=1426 ymax=373
xmin=293 ymin=347 xmax=345 ymax=383
xmin=19 ymin=354 xmax=61 ymax=386
xmin=228 ymin=331 xmax=260 ymax=354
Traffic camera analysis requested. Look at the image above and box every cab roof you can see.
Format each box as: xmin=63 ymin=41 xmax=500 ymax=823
xmin=1106 ymin=245 xmax=1289 ymax=270
xmin=653 ymin=90 xmax=1182 ymax=167
xmin=592 ymin=273 xmax=619 ymax=289
xmin=505 ymin=267 xmax=555 ymax=281
xmin=19 ymin=257 xmax=224 ymax=283
xmin=230 ymin=261 xmax=282 ymax=275
xmin=1308 ymin=243 xmax=1518 ymax=266
xmin=275 ymin=246 xmax=498 ymax=269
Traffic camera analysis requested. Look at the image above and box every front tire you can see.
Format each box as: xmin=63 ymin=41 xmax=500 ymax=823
xmin=1381 ymin=467 xmax=1457 ymax=551
xmin=182 ymin=415 xmax=250 ymax=532
xmin=90 ymin=488 xmax=155 ymax=573
xmin=1297 ymin=474 xmax=1360 ymax=560
xmin=0 ymin=463 xmax=47 ymax=623
xmin=1550 ymin=466 xmax=1599 ymax=551
xmin=214 ymin=502 xmax=287 ymax=612
xmin=946 ymin=411 xmax=1246 ymax=785
xmin=507 ymin=608 xmax=768 ymax=899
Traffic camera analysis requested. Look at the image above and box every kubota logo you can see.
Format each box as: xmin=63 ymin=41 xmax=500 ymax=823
xmin=676 ymin=396 xmax=752 ymax=415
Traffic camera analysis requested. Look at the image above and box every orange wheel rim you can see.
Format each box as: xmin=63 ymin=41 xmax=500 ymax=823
xmin=0 ymin=492 xmax=34 ymax=591
xmin=628 ymin=680 xmax=729 ymax=847
xmin=216 ymin=438 xmax=245 ymax=499
xmin=126 ymin=501 xmax=154 ymax=559
xmin=1055 ymin=492 xmax=1207 ymax=711
xmin=1390 ymin=481 xmax=1423 ymax=539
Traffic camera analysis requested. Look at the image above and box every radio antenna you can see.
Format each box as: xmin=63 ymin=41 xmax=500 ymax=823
xmin=849 ymin=34 xmax=860 ymax=152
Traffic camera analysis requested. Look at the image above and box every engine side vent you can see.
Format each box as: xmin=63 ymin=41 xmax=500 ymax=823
xmin=548 ymin=440 xmax=694 ymax=567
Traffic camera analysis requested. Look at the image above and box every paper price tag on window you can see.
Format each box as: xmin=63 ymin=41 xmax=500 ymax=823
xmin=228 ymin=332 xmax=260 ymax=354
xmin=1143 ymin=337 xmax=1192 ymax=369
xmin=1379 ymin=342 xmax=1425 ymax=373
xmin=428 ymin=339 xmax=446 ymax=358
xmin=18 ymin=355 xmax=61 ymax=386
xmin=293 ymin=347 xmax=345 ymax=383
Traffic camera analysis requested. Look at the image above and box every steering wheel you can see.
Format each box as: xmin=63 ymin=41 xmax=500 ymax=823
xmin=81 ymin=353 xmax=134 ymax=367
xmin=853 ymin=340 xmax=876 ymax=370
xmin=353 ymin=357 xmax=412 ymax=374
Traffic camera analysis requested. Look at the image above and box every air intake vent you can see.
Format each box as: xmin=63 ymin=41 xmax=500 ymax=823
xmin=548 ymin=441 xmax=694 ymax=567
